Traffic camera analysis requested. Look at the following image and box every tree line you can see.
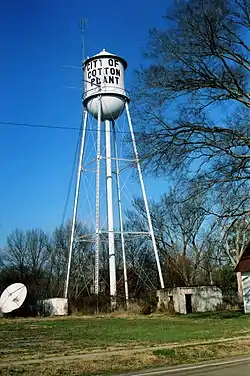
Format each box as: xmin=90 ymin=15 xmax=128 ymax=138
xmin=1 ymin=0 xmax=249 ymax=314
xmin=0 ymin=190 xmax=248 ymax=314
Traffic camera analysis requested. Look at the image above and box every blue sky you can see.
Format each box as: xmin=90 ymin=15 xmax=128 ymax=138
xmin=0 ymin=0 xmax=170 ymax=245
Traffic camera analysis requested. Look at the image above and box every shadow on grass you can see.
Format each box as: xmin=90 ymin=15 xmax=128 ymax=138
xmin=183 ymin=311 xmax=245 ymax=320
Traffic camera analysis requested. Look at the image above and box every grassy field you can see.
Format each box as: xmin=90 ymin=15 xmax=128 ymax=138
xmin=0 ymin=311 xmax=250 ymax=375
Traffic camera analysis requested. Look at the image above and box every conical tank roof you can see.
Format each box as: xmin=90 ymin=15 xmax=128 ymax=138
xmin=84 ymin=49 xmax=127 ymax=69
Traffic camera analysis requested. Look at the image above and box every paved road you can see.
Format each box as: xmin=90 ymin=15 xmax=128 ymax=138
xmin=123 ymin=357 xmax=250 ymax=376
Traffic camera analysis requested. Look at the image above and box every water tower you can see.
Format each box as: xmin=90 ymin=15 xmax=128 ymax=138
xmin=64 ymin=50 xmax=164 ymax=309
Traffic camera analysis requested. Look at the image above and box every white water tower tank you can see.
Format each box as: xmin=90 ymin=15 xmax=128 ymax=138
xmin=83 ymin=50 xmax=129 ymax=120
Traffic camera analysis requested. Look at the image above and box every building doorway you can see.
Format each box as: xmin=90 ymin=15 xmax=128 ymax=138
xmin=185 ymin=294 xmax=192 ymax=314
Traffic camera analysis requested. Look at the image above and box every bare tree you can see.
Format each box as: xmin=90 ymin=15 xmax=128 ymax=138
xmin=4 ymin=229 xmax=28 ymax=272
xmin=1 ymin=228 xmax=51 ymax=305
xmin=26 ymin=229 xmax=50 ymax=274
xmin=51 ymin=220 xmax=92 ymax=299
xmin=4 ymin=228 xmax=50 ymax=276
xmin=126 ymin=191 xmax=217 ymax=287
xmin=133 ymin=0 xmax=250 ymax=219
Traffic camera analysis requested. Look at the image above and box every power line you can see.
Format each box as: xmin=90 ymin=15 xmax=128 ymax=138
xmin=0 ymin=120 xmax=80 ymax=131
xmin=0 ymin=120 xmax=144 ymax=135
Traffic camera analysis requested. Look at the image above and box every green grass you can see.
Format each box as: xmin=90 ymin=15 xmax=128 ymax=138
xmin=0 ymin=311 xmax=250 ymax=362
xmin=153 ymin=348 xmax=176 ymax=357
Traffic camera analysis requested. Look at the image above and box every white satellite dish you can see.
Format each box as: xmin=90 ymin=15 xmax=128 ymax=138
xmin=0 ymin=283 xmax=27 ymax=313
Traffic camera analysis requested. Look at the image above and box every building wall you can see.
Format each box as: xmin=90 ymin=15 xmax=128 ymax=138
xmin=157 ymin=286 xmax=223 ymax=314
xmin=242 ymin=272 xmax=250 ymax=314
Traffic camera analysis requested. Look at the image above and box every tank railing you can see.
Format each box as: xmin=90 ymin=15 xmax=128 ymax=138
xmin=83 ymin=85 xmax=130 ymax=99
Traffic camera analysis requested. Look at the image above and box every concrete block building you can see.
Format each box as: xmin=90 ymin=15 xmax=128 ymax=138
xmin=157 ymin=286 xmax=223 ymax=314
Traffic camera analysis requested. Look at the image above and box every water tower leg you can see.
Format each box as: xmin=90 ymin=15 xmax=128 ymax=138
xmin=105 ymin=119 xmax=117 ymax=310
xmin=125 ymin=102 xmax=165 ymax=289
xmin=95 ymin=97 xmax=102 ymax=302
xmin=95 ymin=97 xmax=102 ymax=298
xmin=64 ymin=110 xmax=88 ymax=299
xmin=112 ymin=121 xmax=129 ymax=308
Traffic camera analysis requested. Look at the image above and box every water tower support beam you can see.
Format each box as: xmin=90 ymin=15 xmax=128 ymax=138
xmin=112 ymin=120 xmax=129 ymax=307
xmin=125 ymin=102 xmax=165 ymax=289
xmin=105 ymin=119 xmax=117 ymax=309
xmin=64 ymin=110 xmax=88 ymax=299
xmin=94 ymin=96 xmax=102 ymax=296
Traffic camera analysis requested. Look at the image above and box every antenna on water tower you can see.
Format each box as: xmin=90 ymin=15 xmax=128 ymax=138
xmin=80 ymin=18 xmax=87 ymax=62
xmin=64 ymin=32 xmax=165 ymax=310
